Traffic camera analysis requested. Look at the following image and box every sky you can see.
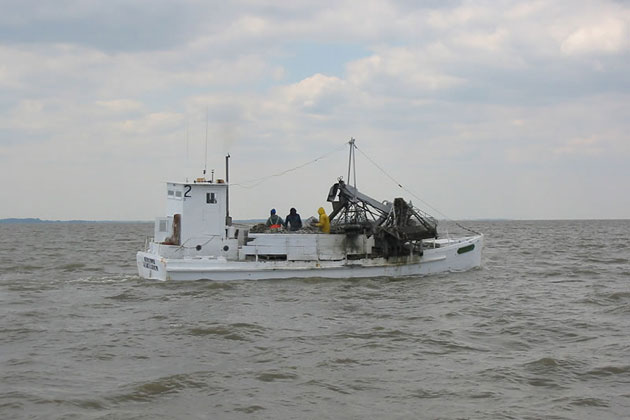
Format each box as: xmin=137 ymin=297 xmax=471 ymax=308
xmin=1 ymin=0 xmax=629 ymax=221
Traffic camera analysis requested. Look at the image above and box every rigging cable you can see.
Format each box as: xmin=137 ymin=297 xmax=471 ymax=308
xmin=353 ymin=145 xmax=481 ymax=236
xmin=231 ymin=142 xmax=348 ymax=189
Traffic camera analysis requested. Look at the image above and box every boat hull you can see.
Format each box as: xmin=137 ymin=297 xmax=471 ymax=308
xmin=137 ymin=235 xmax=483 ymax=281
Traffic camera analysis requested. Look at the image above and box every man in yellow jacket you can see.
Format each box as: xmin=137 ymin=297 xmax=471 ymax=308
xmin=316 ymin=207 xmax=330 ymax=233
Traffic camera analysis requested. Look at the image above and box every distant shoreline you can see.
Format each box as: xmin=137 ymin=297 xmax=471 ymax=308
xmin=0 ymin=218 xmax=150 ymax=224
xmin=0 ymin=218 xmax=266 ymax=224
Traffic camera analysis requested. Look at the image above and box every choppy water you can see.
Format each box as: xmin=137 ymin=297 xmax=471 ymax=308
xmin=1 ymin=220 xmax=629 ymax=419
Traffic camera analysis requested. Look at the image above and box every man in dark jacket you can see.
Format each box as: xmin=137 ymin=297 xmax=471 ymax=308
xmin=284 ymin=207 xmax=303 ymax=231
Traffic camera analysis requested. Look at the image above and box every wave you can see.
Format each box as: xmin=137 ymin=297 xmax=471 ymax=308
xmin=110 ymin=373 xmax=209 ymax=403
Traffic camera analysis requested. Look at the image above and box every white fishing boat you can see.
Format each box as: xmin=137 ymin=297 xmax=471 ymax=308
xmin=137 ymin=140 xmax=483 ymax=281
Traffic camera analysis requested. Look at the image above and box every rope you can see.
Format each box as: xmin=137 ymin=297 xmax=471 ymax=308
xmin=231 ymin=142 xmax=347 ymax=189
xmin=354 ymin=145 xmax=481 ymax=236
xmin=177 ymin=235 xmax=219 ymax=251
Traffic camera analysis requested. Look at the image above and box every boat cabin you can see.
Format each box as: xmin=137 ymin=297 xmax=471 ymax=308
xmin=152 ymin=179 xmax=245 ymax=258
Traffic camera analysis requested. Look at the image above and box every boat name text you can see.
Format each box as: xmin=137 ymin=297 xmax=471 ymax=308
xmin=143 ymin=257 xmax=159 ymax=271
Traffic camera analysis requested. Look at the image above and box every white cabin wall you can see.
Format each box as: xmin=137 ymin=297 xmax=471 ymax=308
xmin=180 ymin=183 xmax=227 ymax=245
xmin=165 ymin=183 xmax=184 ymax=216
xmin=154 ymin=217 xmax=172 ymax=242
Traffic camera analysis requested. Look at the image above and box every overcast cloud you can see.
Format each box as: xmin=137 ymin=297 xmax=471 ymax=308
xmin=1 ymin=0 xmax=629 ymax=220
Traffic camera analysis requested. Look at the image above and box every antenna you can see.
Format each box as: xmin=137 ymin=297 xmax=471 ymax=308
xmin=203 ymin=107 xmax=209 ymax=179
xmin=185 ymin=117 xmax=189 ymax=182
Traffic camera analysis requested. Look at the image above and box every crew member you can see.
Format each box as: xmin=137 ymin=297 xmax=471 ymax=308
xmin=315 ymin=207 xmax=330 ymax=233
xmin=265 ymin=209 xmax=284 ymax=231
xmin=284 ymin=207 xmax=303 ymax=231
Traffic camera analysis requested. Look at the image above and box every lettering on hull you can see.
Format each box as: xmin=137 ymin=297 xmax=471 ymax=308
xmin=143 ymin=256 xmax=159 ymax=271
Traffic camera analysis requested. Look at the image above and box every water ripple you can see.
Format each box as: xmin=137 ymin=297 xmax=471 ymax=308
xmin=1 ymin=220 xmax=629 ymax=419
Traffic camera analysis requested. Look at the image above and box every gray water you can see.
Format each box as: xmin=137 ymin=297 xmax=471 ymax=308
xmin=1 ymin=220 xmax=629 ymax=419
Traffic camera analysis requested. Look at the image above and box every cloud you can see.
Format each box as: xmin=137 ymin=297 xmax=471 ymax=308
xmin=553 ymin=136 xmax=603 ymax=156
xmin=1 ymin=0 xmax=630 ymax=220
xmin=95 ymin=99 xmax=144 ymax=114
xmin=347 ymin=47 xmax=465 ymax=94
xmin=278 ymin=74 xmax=348 ymax=111
xmin=561 ymin=17 xmax=629 ymax=55
xmin=118 ymin=112 xmax=183 ymax=135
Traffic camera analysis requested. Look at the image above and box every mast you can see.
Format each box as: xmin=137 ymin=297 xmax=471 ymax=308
xmin=347 ymin=137 xmax=357 ymax=187
xmin=347 ymin=138 xmax=357 ymax=218
xmin=347 ymin=137 xmax=357 ymax=189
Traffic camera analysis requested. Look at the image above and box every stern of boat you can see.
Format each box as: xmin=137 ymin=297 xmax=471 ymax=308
xmin=136 ymin=251 xmax=168 ymax=281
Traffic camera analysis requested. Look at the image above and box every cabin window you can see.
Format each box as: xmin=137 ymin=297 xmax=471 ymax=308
xmin=167 ymin=190 xmax=174 ymax=197
xmin=175 ymin=191 xmax=182 ymax=198
xmin=207 ymin=192 xmax=217 ymax=204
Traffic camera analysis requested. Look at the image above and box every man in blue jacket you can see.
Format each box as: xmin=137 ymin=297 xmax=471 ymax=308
xmin=265 ymin=209 xmax=284 ymax=231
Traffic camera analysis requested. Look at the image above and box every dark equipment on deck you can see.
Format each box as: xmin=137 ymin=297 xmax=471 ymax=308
xmin=326 ymin=180 xmax=438 ymax=258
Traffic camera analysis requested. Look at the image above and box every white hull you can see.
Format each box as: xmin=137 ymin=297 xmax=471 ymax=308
xmin=137 ymin=234 xmax=483 ymax=281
